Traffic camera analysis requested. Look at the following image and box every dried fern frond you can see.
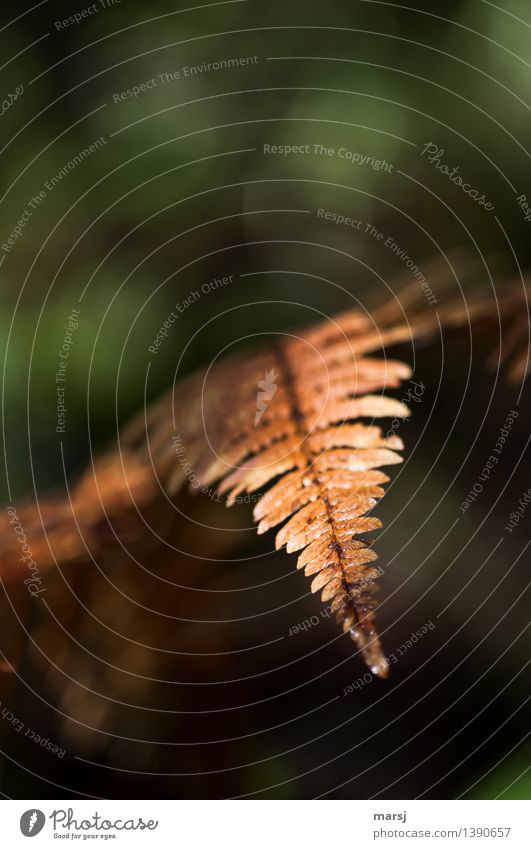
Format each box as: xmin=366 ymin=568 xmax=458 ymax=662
xmin=1 ymin=271 xmax=529 ymax=681
xmin=129 ymin=310 xmax=413 ymax=678
xmin=0 ymin=450 xmax=159 ymax=583
xmin=372 ymin=263 xmax=531 ymax=383
xmin=132 ymin=274 xmax=528 ymax=676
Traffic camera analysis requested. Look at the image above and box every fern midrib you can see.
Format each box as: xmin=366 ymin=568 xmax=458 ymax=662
xmin=274 ymin=341 xmax=359 ymax=610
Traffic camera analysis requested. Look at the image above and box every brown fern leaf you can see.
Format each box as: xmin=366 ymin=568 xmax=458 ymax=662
xmin=371 ymin=263 xmax=531 ymax=383
xmin=2 ymin=271 xmax=528 ymax=680
xmin=0 ymin=450 xmax=159 ymax=583
xmin=1 ymin=270 xmax=528 ymax=682
xmin=144 ymin=315 xmax=412 ymax=678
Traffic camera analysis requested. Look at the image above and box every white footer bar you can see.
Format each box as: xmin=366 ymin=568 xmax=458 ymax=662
xmin=0 ymin=799 xmax=528 ymax=848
